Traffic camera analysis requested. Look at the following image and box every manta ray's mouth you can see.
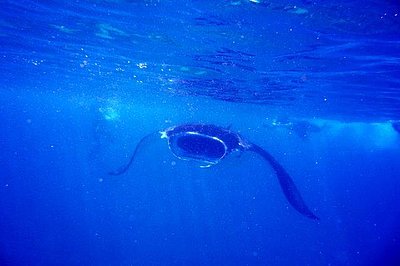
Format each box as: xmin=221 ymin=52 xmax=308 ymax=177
xmin=167 ymin=131 xmax=228 ymax=164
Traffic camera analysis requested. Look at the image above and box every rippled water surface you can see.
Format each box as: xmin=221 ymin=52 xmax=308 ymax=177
xmin=1 ymin=0 xmax=399 ymax=120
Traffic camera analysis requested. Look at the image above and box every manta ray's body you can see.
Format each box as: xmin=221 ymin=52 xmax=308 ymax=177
xmin=110 ymin=123 xmax=319 ymax=220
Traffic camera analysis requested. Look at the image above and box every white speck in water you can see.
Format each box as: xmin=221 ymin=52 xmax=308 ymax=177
xmin=137 ymin=62 xmax=147 ymax=69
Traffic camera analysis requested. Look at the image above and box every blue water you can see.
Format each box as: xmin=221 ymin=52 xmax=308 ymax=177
xmin=1 ymin=0 xmax=400 ymax=265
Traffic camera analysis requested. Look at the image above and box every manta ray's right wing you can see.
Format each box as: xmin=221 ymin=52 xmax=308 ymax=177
xmin=109 ymin=132 xmax=156 ymax=176
xmin=248 ymin=144 xmax=319 ymax=220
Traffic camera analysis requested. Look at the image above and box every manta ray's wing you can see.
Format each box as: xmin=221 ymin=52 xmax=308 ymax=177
xmin=248 ymin=144 xmax=319 ymax=220
xmin=109 ymin=132 xmax=157 ymax=176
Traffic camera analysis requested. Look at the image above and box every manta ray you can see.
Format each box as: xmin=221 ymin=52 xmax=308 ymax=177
xmin=109 ymin=123 xmax=319 ymax=220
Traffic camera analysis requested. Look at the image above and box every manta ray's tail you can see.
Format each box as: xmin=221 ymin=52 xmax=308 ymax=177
xmin=109 ymin=132 xmax=156 ymax=176
xmin=248 ymin=144 xmax=319 ymax=220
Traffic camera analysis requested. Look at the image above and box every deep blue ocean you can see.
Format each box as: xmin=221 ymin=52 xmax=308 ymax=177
xmin=1 ymin=0 xmax=400 ymax=265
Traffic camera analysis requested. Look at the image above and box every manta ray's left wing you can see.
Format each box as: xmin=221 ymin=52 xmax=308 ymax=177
xmin=248 ymin=144 xmax=319 ymax=220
